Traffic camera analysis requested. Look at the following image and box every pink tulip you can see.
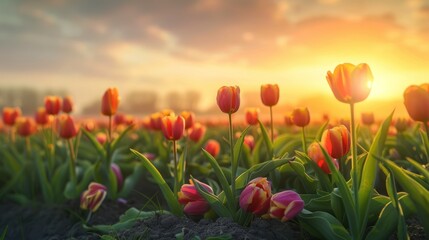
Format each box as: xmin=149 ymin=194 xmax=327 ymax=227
xmin=239 ymin=177 xmax=272 ymax=215
xmin=80 ymin=182 xmax=107 ymax=212
xmin=268 ymin=190 xmax=304 ymax=222
xmin=111 ymin=163 xmax=123 ymax=190
xmin=178 ymin=179 xmax=213 ymax=215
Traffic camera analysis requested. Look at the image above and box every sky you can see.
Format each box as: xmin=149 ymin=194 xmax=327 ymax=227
xmin=1 ymin=0 xmax=429 ymax=119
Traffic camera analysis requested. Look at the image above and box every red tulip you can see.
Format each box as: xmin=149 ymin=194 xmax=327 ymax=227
xmin=96 ymin=132 xmax=107 ymax=145
xmin=216 ymin=86 xmax=240 ymax=114
xmin=291 ymin=107 xmax=310 ymax=127
xmin=361 ymin=112 xmax=375 ymax=126
xmin=243 ymin=135 xmax=255 ymax=152
xmin=2 ymin=107 xmax=21 ymax=126
xmin=101 ymin=87 xmax=119 ymax=116
xmin=326 ymin=63 xmax=373 ymax=104
xmin=307 ymin=142 xmax=339 ymax=174
xmin=44 ymin=96 xmax=62 ymax=115
xmin=161 ymin=115 xmax=185 ymax=141
xmin=268 ymin=190 xmax=304 ymax=222
xmin=149 ymin=112 xmax=163 ymax=131
xmin=245 ymin=108 xmax=259 ymax=126
xmin=59 ymin=115 xmax=78 ymax=139
xmin=16 ymin=117 xmax=37 ymax=137
xmin=204 ymin=139 xmax=220 ymax=158
xmin=34 ymin=107 xmax=51 ymax=126
xmin=80 ymin=182 xmax=107 ymax=212
xmin=178 ymin=179 xmax=213 ymax=215
xmin=62 ymin=96 xmax=73 ymax=113
xmin=260 ymin=84 xmax=279 ymax=107
xmin=321 ymin=125 xmax=350 ymax=159
xmin=188 ymin=123 xmax=206 ymax=142
xmin=403 ymin=84 xmax=429 ymax=122
xmin=181 ymin=111 xmax=195 ymax=129
xmin=239 ymin=177 xmax=272 ymax=215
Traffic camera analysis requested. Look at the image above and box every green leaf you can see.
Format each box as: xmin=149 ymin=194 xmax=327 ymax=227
xmin=315 ymin=121 xmax=329 ymax=141
xmin=300 ymin=194 xmax=333 ymax=213
xmin=258 ymin=120 xmax=273 ymax=159
xmin=35 ymin=156 xmax=54 ymax=202
xmin=0 ymin=168 xmax=24 ymax=199
xmin=118 ymin=164 xmax=145 ymax=198
xmin=130 ymin=149 xmax=182 ymax=216
xmin=406 ymin=157 xmax=429 ymax=183
xmin=81 ymin=128 xmax=106 ymax=159
xmin=111 ymin=124 xmax=135 ymax=151
xmin=0 ymin=226 xmax=8 ymax=240
xmin=298 ymin=209 xmax=351 ymax=240
xmin=177 ymin=145 xmax=187 ymax=188
xmin=295 ymin=151 xmax=331 ymax=192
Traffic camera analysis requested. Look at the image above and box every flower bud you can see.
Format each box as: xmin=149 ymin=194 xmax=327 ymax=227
xmin=260 ymin=84 xmax=279 ymax=107
xmin=245 ymin=108 xmax=259 ymax=126
xmin=239 ymin=177 xmax=271 ymax=215
xmin=243 ymin=135 xmax=255 ymax=152
xmin=204 ymin=139 xmax=220 ymax=158
xmin=307 ymin=142 xmax=339 ymax=174
xmin=216 ymin=86 xmax=240 ymax=114
xmin=178 ymin=179 xmax=213 ymax=215
xmin=188 ymin=122 xmax=206 ymax=142
xmin=59 ymin=115 xmax=78 ymax=139
xmin=62 ymin=96 xmax=73 ymax=113
xmin=101 ymin=88 xmax=119 ymax=116
xmin=321 ymin=125 xmax=350 ymax=159
xmin=181 ymin=111 xmax=195 ymax=129
xmin=161 ymin=115 xmax=185 ymax=141
xmin=80 ymin=182 xmax=107 ymax=212
xmin=44 ymin=96 xmax=62 ymax=115
xmin=268 ymin=190 xmax=304 ymax=222
xmin=291 ymin=107 xmax=310 ymax=127
xmin=35 ymin=107 xmax=51 ymax=126
xmin=3 ymin=107 xmax=21 ymax=126
xmin=16 ymin=117 xmax=37 ymax=137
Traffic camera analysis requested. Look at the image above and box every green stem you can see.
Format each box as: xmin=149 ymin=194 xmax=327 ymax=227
xmin=269 ymin=106 xmax=274 ymax=143
xmin=228 ymin=113 xmax=236 ymax=208
xmin=173 ymin=140 xmax=179 ymax=196
xmin=85 ymin=211 xmax=93 ymax=224
xmin=25 ymin=137 xmax=31 ymax=157
xmin=106 ymin=115 xmax=112 ymax=166
xmin=350 ymin=103 xmax=360 ymax=238
xmin=67 ymin=138 xmax=77 ymax=184
xmin=301 ymin=127 xmax=307 ymax=152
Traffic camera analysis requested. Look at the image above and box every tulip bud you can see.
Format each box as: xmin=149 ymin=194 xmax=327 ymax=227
xmin=204 ymin=139 xmax=220 ymax=158
xmin=16 ymin=117 xmax=37 ymax=137
xmin=80 ymin=182 xmax=107 ymax=212
xmin=268 ymin=190 xmax=304 ymax=222
xmin=188 ymin=122 xmax=206 ymax=142
xmin=307 ymin=141 xmax=339 ymax=174
xmin=181 ymin=111 xmax=195 ymax=129
xmin=3 ymin=107 xmax=21 ymax=126
xmin=321 ymin=125 xmax=350 ymax=159
xmin=243 ymin=135 xmax=255 ymax=152
xmin=260 ymin=84 xmax=279 ymax=107
xmin=403 ymin=84 xmax=429 ymax=122
xmin=361 ymin=112 xmax=374 ymax=126
xmin=245 ymin=108 xmax=259 ymax=126
xmin=216 ymin=86 xmax=240 ymax=114
xmin=101 ymin=87 xmax=119 ymax=116
xmin=178 ymin=179 xmax=213 ymax=215
xmin=161 ymin=115 xmax=185 ymax=141
xmin=291 ymin=107 xmax=310 ymax=127
xmin=239 ymin=177 xmax=272 ymax=215
xmin=59 ymin=115 xmax=78 ymax=139
xmin=35 ymin=107 xmax=51 ymax=126
xmin=62 ymin=96 xmax=73 ymax=113
xmin=44 ymin=96 xmax=62 ymax=115
xmin=111 ymin=163 xmax=123 ymax=190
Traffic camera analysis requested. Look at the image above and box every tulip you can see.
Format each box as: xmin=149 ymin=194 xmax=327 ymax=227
xmin=260 ymin=84 xmax=279 ymax=107
xmin=83 ymin=120 xmax=96 ymax=132
xmin=80 ymin=182 xmax=108 ymax=213
xmin=181 ymin=111 xmax=195 ymax=129
xmin=204 ymin=139 xmax=220 ymax=158
xmin=59 ymin=115 xmax=78 ymax=139
xmin=243 ymin=135 xmax=255 ymax=152
xmin=395 ymin=118 xmax=409 ymax=133
xmin=111 ymin=163 xmax=123 ymax=190
xmin=178 ymin=179 xmax=213 ymax=215
xmin=403 ymin=84 xmax=429 ymax=122
xmin=307 ymin=141 xmax=339 ymax=174
xmin=239 ymin=177 xmax=272 ymax=215
xmin=245 ymin=108 xmax=259 ymax=126
xmin=284 ymin=114 xmax=293 ymax=126
xmin=326 ymin=63 xmax=373 ymax=104
xmin=188 ymin=123 xmax=206 ymax=142
xmin=101 ymin=87 xmax=119 ymax=116
xmin=216 ymin=86 xmax=240 ymax=114
xmin=361 ymin=112 xmax=375 ymax=126
xmin=149 ymin=112 xmax=164 ymax=131
xmin=161 ymin=115 xmax=185 ymax=141
xmin=141 ymin=116 xmax=152 ymax=130
xmin=291 ymin=107 xmax=310 ymax=127
xmin=96 ymin=132 xmax=107 ymax=145
xmin=44 ymin=96 xmax=62 ymax=115
xmin=3 ymin=107 xmax=21 ymax=126
xmin=321 ymin=125 xmax=350 ymax=159
xmin=114 ymin=113 xmax=126 ymax=125
xmin=268 ymin=190 xmax=304 ymax=222
xmin=62 ymin=96 xmax=73 ymax=113
xmin=16 ymin=117 xmax=37 ymax=137
xmin=35 ymin=107 xmax=51 ymax=126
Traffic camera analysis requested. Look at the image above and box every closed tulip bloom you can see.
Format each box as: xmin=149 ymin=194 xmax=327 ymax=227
xmin=307 ymin=142 xmax=339 ymax=174
xmin=149 ymin=112 xmax=163 ymax=131
xmin=35 ymin=107 xmax=51 ymax=126
xmin=178 ymin=179 xmax=213 ymax=215
xmin=403 ymin=84 xmax=429 ymax=122
xmin=181 ymin=111 xmax=195 ymax=129
xmin=62 ymin=96 xmax=73 ymax=113
xmin=114 ymin=113 xmax=126 ymax=125
xmin=59 ymin=115 xmax=78 ymax=139
xmin=326 ymin=63 xmax=373 ymax=104
xmin=16 ymin=117 xmax=37 ymax=137
xmin=361 ymin=112 xmax=375 ymax=126
xmin=239 ymin=177 xmax=272 ymax=215
xmin=80 ymin=182 xmax=107 ymax=212
xmin=268 ymin=190 xmax=304 ymax=222
xmin=44 ymin=96 xmax=62 ymax=115
xmin=260 ymin=84 xmax=279 ymax=107
xmin=243 ymin=135 xmax=255 ymax=152
xmin=321 ymin=125 xmax=350 ymax=159
xmin=96 ymin=132 xmax=107 ymax=145
xmin=245 ymin=108 xmax=259 ymax=125
xmin=111 ymin=163 xmax=123 ymax=190
xmin=204 ymin=139 xmax=220 ymax=158
xmin=161 ymin=115 xmax=185 ymax=141
xmin=3 ymin=107 xmax=21 ymax=126
xmin=291 ymin=107 xmax=310 ymax=127
xmin=188 ymin=123 xmax=206 ymax=142
xmin=216 ymin=86 xmax=240 ymax=114
xmin=101 ymin=87 xmax=119 ymax=116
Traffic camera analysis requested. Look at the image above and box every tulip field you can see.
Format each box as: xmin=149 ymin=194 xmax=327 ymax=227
xmin=1 ymin=63 xmax=429 ymax=239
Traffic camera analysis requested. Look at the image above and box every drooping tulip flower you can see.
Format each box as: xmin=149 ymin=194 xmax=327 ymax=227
xmin=307 ymin=141 xmax=339 ymax=174
xmin=260 ymin=84 xmax=279 ymax=107
xmin=216 ymin=86 xmax=240 ymax=114
xmin=16 ymin=117 xmax=37 ymax=137
xmin=245 ymin=108 xmax=259 ymax=126
xmin=101 ymin=87 xmax=119 ymax=116
xmin=62 ymin=96 xmax=73 ymax=113
xmin=181 ymin=111 xmax=195 ymax=130
xmin=291 ymin=107 xmax=310 ymax=127
xmin=80 ymin=182 xmax=107 ymax=213
xmin=243 ymin=135 xmax=255 ymax=152
xmin=321 ymin=125 xmax=350 ymax=159
xmin=204 ymin=139 xmax=220 ymax=158
xmin=326 ymin=63 xmax=373 ymax=104
xmin=2 ymin=107 xmax=21 ymax=126
xmin=34 ymin=107 xmax=51 ymax=126
xmin=161 ymin=115 xmax=185 ymax=141
xmin=188 ymin=122 xmax=206 ymax=142
xmin=59 ymin=115 xmax=78 ymax=139
xmin=178 ymin=179 xmax=213 ymax=215
xmin=44 ymin=96 xmax=62 ymax=115
xmin=361 ymin=112 xmax=375 ymax=126
xmin=239 ymin=177 xmax=272 ymax=215
xmin=403 ymin=84 xmax=429 ymax=122
xmin=268 ymin=190 xmax=304 ymax=222
xmin=111 ymin=163 xmax=123 ymax=190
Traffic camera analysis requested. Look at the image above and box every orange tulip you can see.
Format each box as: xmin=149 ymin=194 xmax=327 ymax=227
xmin=181 ymin=111 xmax=195 ymax=129
xmin=204 ymin=139 xmax=220 ymax=158
xmin=403 ymin=84 xmax=429 ymax=122
xmin=307 ymin=142 xmax=339 ymax=174
xmin=291 ymin=107 xmax=310 ymax=127
xmin=44 ymin=96 xmax=62 ymax=115
xmin=321 ymin=125 xmax=350 ymax=159
xmin=16 ymin=117 xmax=37 ymax=137
xmin=361 ymin=112 xmax=375 ymax=126
xmin=216 ymin=86 xmax=240 ymax=114
xmin=62 ymin=96 xmax=73 ymax=113
xmin=161 ymin=115 xmax=185 ymax=141
xmin=188 ymin=122 xmax=206 ymax=142
xmin=260 ymin=84 xmax=279 ymax=107
xmin=2 ymin=107 xmax=21 ymax=126
xmin=34 ymin=107 xmax=51 ymax=126
xmin=149 ymin=112 xmax=163 ymax=131
xmin=326 ymin=63 xmax=373 ymax=104
xmin=101 ymin=87 xmax=119 ymax=116
xmin=59 ymin=115 xmax=78 ymax=139
xmin=245 ymin=108 xmax=259 ymax=126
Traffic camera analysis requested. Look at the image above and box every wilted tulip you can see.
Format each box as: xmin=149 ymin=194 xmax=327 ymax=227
xmin=16 ymin=117 xmax=37 ymax=137
xmin=243 ymin=135 xmax=255 ymax=152
xmin=260 ymin=84 xmax=279 ymax=107
xmin=3 ymin=107 xmax=21 ymax=126
xmin=326 ymin=63 xmax=373 ymax=104
xmin=59 ymin=115 xmax=78 ymax=139
xmin=34 ymin=107 xmax=51 ymax=126
xmin=62 ymin=96 xmax=73 ymax=113
xmin=161 ymin=115 xmax=185 ymax=141
xmin=291 ymin=107 xmax=310 ymax=127
xmin=80 ymin=182 xmax=107 ymax=213
xmin=44 ymin=96 xmax=62 ymax=115
xmin=181 ymin=111 xmax=195 ymax=129
xmin=188 ymin=123 xmax=206 ymax=142
xmin=111 ymin=163 xmax=123 ymax=190
xmin=321 ymin=125 xmax=350 ymax=159
xmin=204 ymin=139 xmax=220 ymax=158
xmin=101 ymin=88 xmax=119 ymax=116
xmin=268 ymin=190 xmax=304 ymax=222
xmin=403 ymin=84 xmax=429 ymax=122
xmin=245 ymin=108 xmax=259 ymax=126
xmin=216 ymin=86 xmax=240 ymax=114
xmin=361 ymin=112 xmax=375 ymax=126
xmin=239 ymin=177 xmax=272 ymax=215
xmin=178 ymin=179 xmax=213 ymax=215
xmin=307 ymin=141 xmax=339 ymax=174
